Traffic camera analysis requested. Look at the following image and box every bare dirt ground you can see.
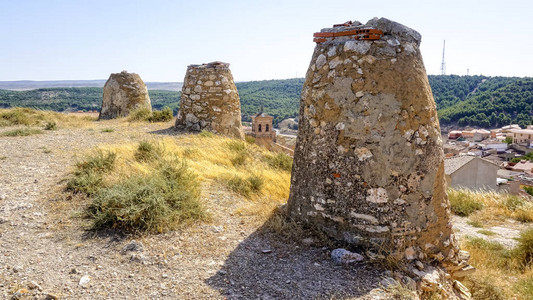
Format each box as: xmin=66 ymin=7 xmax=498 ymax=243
xmin=0 ymin=120 xmax=397 ymax=300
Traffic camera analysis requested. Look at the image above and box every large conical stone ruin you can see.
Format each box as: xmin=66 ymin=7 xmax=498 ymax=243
xmin=98 ymin=71 xmax=151 ymax=120
xmin=175 ymin=62 xmax=244 ymax=139
xmin=287 ymin=18 xmax=462 ymax=265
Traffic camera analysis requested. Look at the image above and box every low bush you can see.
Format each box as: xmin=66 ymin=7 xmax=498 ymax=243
xmin=224 ymin=173 xmax=264 ymax=197
xmin=448 ymin=189 xmax=484 ymax=216
xmin=134 ymin=141 xmax=161 ymax=162
xmin=2 ymin=128 xmax=43 ymax=137
xmin=244 ymin=135 xmax=255 ymax=144
xmin=66 ymin=151 xmax=116 ymax=195
xmin=44 ymin=121 xmax=57 ymax=130
xmin=264 ymin=152 xmax=293 ymax=172
xmin=515 ymin=227 xmax=533 ymax=268
xmin=227 ymin=140 xmax=249 ymax=166
xmin=88 ymin=159 xmax=204 ymax=232
xmin=101 ymin=128 xmax=114 ymax=133
xmin=147 ymin=107 xmax=173 ymax=122
xmin=128 ymin=107 xmax=151 ymax=121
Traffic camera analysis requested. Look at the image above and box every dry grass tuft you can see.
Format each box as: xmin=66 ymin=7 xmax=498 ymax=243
xmin=0 ymin=107 xmax=95 ymax=128
xmin=448 ymin=188 xmax=533 ymax=224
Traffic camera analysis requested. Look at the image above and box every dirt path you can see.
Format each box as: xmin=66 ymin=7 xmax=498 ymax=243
xmin=0 ymin=121 xmax=393 ymax=300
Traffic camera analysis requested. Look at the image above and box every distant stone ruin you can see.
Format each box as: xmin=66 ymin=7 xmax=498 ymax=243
xmin=175 ymin=62 xmax=244 ymax=139
xmin=99 ymin=71 xmax=151 ymax=120
xmin=287 ymin=18 xmax=464 ymax=267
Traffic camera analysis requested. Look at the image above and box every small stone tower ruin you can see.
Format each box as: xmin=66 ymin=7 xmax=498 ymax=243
xmin=175 ymin=62 xmax=244 ymax=139
xmin=251 ymin=106 xmax=276 ymax=142
xmin=99 ymin=71 xmax=151 ymax=120
xmin=287 ymin=18 xmax=461 ymax=264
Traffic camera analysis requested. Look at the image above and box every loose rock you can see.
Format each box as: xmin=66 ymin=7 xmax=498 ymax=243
xmin=330 ymin=248 xmax=364 ymax=265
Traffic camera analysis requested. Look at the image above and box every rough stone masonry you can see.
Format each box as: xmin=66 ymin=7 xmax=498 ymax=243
xmin=287 ymin=18 xmax=462 ymax=265
xmin=99 ymin=71 xmax=151 ymax=120
xmin=175 ymin=62 xmax=244 ymax=139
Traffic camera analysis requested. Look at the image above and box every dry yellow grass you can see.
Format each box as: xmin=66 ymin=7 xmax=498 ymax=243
xmin=0 ymin=107 xmax=96 ymax=128
xmin=448 ymin=188 xmax=533 ymax=226
xmin=91 ymin=134 xmax=291 ymax=223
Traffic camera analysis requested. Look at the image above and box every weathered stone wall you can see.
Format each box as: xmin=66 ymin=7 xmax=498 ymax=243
xmin=287 ymin=18 xmax=460 ymax=263
xmin=99 ymin=71 xmax=151 ymax=120
xmin=175 ymin=62 xmax=244 ymax=139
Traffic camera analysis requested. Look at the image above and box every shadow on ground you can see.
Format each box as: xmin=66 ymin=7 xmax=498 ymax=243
xmin=205 ymin=219 xmax=386 ymax=299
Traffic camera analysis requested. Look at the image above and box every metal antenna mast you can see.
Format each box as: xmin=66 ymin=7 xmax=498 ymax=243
xmin=440 ymin=40 xmax=446 ymax=75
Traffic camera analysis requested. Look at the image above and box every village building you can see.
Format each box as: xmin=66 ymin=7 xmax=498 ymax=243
xmin=510 ymin=129 xmax=533 ymax=145
xmin=507 ymin=160 xmax=533 ymax=174
xmin=481 ymin=142 xmax=508 ymax=152
xmin=448 ymin=130 xmax=462 ymax=139
xmin=445 ymin=156 xmax=500 ymax=191
xmin=250 ymin=106 xmax=276 ymax=142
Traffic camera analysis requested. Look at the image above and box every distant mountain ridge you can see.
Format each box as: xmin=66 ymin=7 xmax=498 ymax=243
xmin=0 ymin=80 xmax=183 ymax=91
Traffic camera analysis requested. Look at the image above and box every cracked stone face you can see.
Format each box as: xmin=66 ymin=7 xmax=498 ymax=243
xmin=287 ymin=18 xmax=459 ymax=262
xmin=99 ymin=71 xmax=151 ymax=120
xmin=175 ymin=62 xmax=244 ymax=139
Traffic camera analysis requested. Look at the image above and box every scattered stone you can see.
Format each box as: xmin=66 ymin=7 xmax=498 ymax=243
xmin=0 ymin=194 xmax=6 ymax=200
xmin=457 ymin=250 xmax=470 ymax=261
xmin=122 ymin=240 xmax=144 ymax=253
xmin=99 ymin=71 xmax=151 ymax=120
xmin=301 ymin=237 xmax=314 ymax=246
xmin=380 ymin=277 xmax=398 ymax=288
xmin=130 ymin=253 xmax=147 ymax=264
xmin=453 ymin=280 xmax=472 ymax=299
xmin=44 ymin=294 xmax=59 ymax=300
xmin=175 ymin=62 xmax=244 ymax=139
xmin=404 ymin=247 xmax=416 ymax=260
xmin=12 ymin=266 xmax=21 ymax=273
xmin=451 ymin=265 xmax=476 ymax=280
xmin=331 ymin=248 xmax=364 ymax=265
xmin=415 ymin=260 xmax=424 ymax=270
xmin=27 ymin=281 xmax=42 ymax=291
xmin=401 ymin=276 xmax=417 ymax=291
xmin=79 ymin=275 xmax=91 ymax=288
xmin=69 ymin=268 xmax=79 ymax=274
xmin=261 ymin=249 xmax=272 ymax=254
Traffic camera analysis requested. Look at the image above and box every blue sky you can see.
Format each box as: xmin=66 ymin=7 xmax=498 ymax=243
xmin=0 ymin=0 xmax=531 ymax=82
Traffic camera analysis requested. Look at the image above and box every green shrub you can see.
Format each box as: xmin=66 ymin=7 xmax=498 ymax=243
xmin=148 ymin=107 xmax=173 ymax=122
xmin=515 ymin=228 xmax=533 ymax=268
xmin=247 ymin=173 xmax=264 ymax=192
xmin=2 ymin=128 xmax=43 ymax=137
xmin=523 ymin=186 xmax=533 ymax=197
xmin=44 ymin=122 xmax=57 ymax=130
xmin=467 ymin=237 xmax=505 ymax=251
xmin=224 ymin=174 xmax=264 ymax=197
xmin=134 ymin=141 xmax=161 ymax=162
xmin=101 ymin=128 xmax=114 ymax=133
xmin=88 ymin=159 xmax=204 ymax=232
xmin=264 ymin=152 xmax=293 ymax=172
xmin=244 ymin=135 xmax=256 ymax=144
xmin=128 ymin=107 xmax=151 ymax=121
xmin=227 ymin=140 xmax=249 ymax=166
xmin=66 ymin=151 xmax=116 ymax=195
xmin=448 ymin=190 xmax=484 ymax=216
xmin=505 ymin=195 xmax=525 ymax=210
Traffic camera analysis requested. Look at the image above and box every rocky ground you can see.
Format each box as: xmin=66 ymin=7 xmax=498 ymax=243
xmin=0 ymin=119 xmax=401 ymax=300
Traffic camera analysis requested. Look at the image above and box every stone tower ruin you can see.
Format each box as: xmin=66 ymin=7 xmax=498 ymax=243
xmin=99 ymin=71 xmax=151 ymax=120
xmin=175 ymin=62 xmax=244 ymax=139
xmin=287 ymin=18 xmax=461 ymax=264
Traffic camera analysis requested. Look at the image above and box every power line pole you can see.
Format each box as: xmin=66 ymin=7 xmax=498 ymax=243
xmin=440 ymin=40 xmax=446 ymax=75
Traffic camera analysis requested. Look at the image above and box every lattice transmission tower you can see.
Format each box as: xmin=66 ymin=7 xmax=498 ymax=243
xmin=440 ymin=40 xmax=446 ymax=75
